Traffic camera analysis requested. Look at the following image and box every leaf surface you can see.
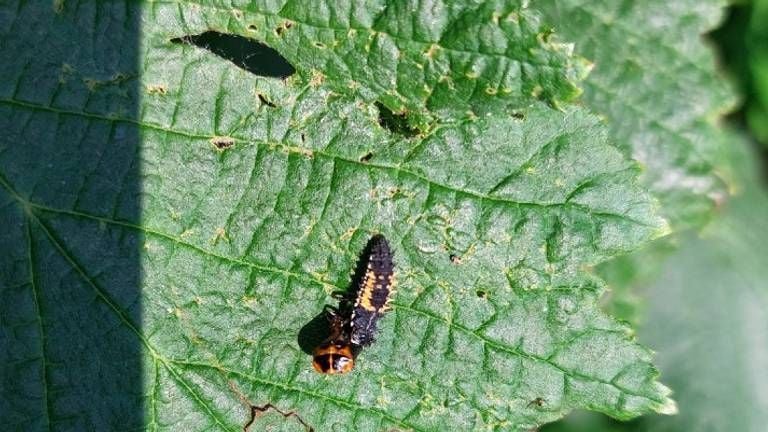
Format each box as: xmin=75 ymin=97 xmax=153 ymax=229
xmin=199 ymin=0 xmax=589 ymax=129
xmin=541 ymin=128 xmax=768 ymax=432
xmin=538 ymin=0 xmax=737 ymax=229
xmin=747 ymin=0 xmax=768 ymax=145
xmin=0 ymin=1 xmax=672 ymax=431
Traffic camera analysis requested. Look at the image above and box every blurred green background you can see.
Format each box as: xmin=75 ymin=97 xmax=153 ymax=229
xmin=543 ymin=1 xmax=768 ymax=431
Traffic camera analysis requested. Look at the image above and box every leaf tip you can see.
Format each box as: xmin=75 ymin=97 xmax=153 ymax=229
xmin=653 ymin=218 xmax=673 ymax=240
xmin=651 ymin=380 xmax=678 ymax=416
xmin=657 ymin=397 xmax=679 ymax=416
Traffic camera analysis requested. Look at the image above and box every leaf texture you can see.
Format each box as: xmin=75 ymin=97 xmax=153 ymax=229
xmin=166 ymin=0 xmax=589 ymax=129
xmin=541 ymin=127 xmax=768 ymax=432
xmin=0 ymin=1 xmax=673 ymax=431
xmin=538 ymin=0 xmax=737 ymax=229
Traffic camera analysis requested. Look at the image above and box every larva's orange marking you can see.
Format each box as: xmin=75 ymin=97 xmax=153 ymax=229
xmin=357 ymin=268 xmax=378 ymax=312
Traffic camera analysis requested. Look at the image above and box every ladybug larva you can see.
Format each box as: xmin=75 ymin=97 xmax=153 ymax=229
xmin=311 ymin=234 xmax=396 ymax=374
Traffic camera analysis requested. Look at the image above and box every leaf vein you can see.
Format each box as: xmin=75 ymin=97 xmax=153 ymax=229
xmin=24 ymin=199 xmax=664 ymax=404
xmin=0 ymin=98 xmax=655 ymax=228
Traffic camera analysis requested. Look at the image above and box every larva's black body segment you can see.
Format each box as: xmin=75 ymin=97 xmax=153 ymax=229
xmin=350 ymin=310 xmax=379 ymax=346
xmin=350 ymin=234 xmax=395 ymax=347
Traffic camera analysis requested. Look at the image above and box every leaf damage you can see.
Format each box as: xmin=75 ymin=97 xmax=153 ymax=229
xmin=229 ymin=381 xmax=315 ymax=432
xmin=0 ymin=0 xmax=692 ymax=431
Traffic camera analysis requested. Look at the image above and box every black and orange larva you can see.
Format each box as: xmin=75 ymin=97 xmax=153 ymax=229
xmin=311 ymin=234 xmax=396 ymax=374
xmin=349 ymin=234 xmax=396 ymax=347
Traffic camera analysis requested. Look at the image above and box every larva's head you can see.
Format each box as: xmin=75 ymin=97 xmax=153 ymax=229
xmin=312 ymin=341 xmax=355 ymax=374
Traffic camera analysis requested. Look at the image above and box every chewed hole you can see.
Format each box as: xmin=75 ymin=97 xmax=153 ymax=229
xmin=375 ymin=102 xmax=419 ymax=138
xmin=257 ymin=93 xmax=276 ymax=108
xmin=210 ymin=136 xmax=235 ymax=150
xmin=171 ymin=31 xmax=295 ymax=79
xmin=275 ymin=21 xmax=293 ymax=37
xmin=511 ymin=111 xmax=525 ymax=120
xmin=359 ymin=152 xmax=373 ymax=162
xmin=476 ymin=290 xmax=487 ymax=299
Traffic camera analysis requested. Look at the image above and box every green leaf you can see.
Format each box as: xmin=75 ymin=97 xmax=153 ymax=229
xmin=626 ymin=138 xmax=768 ymax=432
xmin=175 ymin=0 xmax=589 ymax=129
xmin=0 ymin=1 xmax=672 ymax=431
xmin=541 ymin=131 xmax=768 ymax=432
xmin=538 ymin=0 xmax=737 ymax=230
xmin=748 ymin=0 xmax=768 ymax=145
xmin=592 ymin=238 xmax=677 ymax=325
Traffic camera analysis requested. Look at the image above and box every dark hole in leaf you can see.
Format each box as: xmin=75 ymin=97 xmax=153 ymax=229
xmin=247 ymin=24 xmax=258 ymax=31
xmin=511 ymin=110 xmax=526 ymax=120
xmin=540 ymin=27 xmax=554 ymax=43
xmin=275 ymin=21 xmax=293 ymax=37
xmin=171 ymin=31 xmax=295 ymax=79
xmin=300 ymin=133 xmax=306 ymax=143
xmin=257 ymin=93 xmax=276 ymax=108
xmin=211 ymin=136 xmax=235 ymax=149
xmin=476 ymin=290 xmax=487 ymax=298
xmin=313 ymin=41 xmax=325 ymax=48
xmin=360 ymin=152 xmax=373 ymax=162
xmin=375 ymin=101 xmax=419 ymax=138
xmin=450 ymin=254 xmax=462 ymax=265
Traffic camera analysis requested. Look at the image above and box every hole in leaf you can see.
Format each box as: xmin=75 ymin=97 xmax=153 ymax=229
xmin=210 ymin=136 xmax=235 ymax=150
xmin=313 ymin=41 xmax=325 ymax=49
xmin=171 ymin=31 xmax=295 ymax=79
xmin=275 ymin=21 xmax=293 ymax=37
xmin=247 ymin=24 xmax=258 ymax=31
xmin=257 ymin=93 xmax=276 ymax=108
xmin=476 ymin=290 xmax=487 ymax=299
xmin=375 ymin=102 xmax=419 ymax=138
xmin=450 ymin=254 xmax=463 ymax=265
xmin=511 ymin=110 xmax=525 ymax=120
xmin=146 ymin=84 xmax=167 ymax=95
xmin=359 ymin=152 xmax=373 ymax=162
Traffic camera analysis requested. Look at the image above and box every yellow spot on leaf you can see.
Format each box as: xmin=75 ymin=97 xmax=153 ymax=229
xmin=309 ymin=70 xmax=325 ymax=87
xmin=211 ymin=227 xmax=228 ymax=245
xmin=146 ymin=84 xmax=168 ymax=95
xmin=424 ymin=44 xmax=440 ymax=58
